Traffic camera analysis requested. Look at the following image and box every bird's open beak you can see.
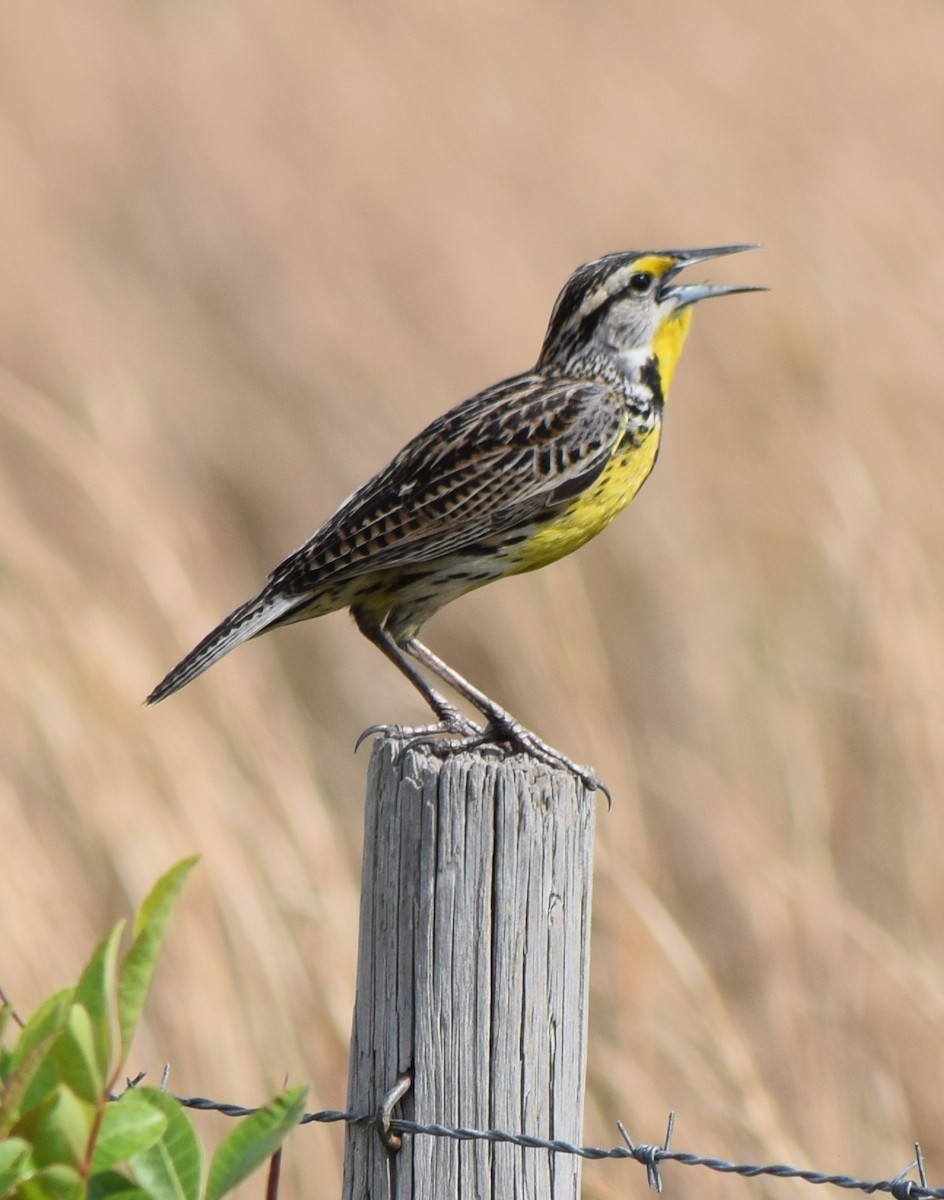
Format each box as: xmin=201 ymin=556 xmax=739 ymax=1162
xmin=658 ymin=244 xmax=766 ymax=310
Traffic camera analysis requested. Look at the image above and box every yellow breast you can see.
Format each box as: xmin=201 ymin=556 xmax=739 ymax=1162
xmin=509 ymin=424 xmax=661 ymax=573
xmin=504 ymin=291 xmax=690 ymax=577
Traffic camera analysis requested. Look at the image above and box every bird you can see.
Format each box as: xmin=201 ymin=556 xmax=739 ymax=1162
xmin=147 ymin=245 xmax=763 ymax=794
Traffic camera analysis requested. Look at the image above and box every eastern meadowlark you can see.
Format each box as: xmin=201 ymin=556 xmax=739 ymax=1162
xmin=147 ymin=245 xmax=762 ymax=794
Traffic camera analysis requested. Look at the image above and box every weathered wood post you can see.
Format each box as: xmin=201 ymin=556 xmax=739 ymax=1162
xmin=342 ymin=737 xmax=596 ymax=1199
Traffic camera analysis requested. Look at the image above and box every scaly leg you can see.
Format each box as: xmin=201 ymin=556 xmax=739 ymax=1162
xmin=353 ymin=611 xmax=482 ymax=749
xmin=403 ymin=637 xmax=608 ymax=800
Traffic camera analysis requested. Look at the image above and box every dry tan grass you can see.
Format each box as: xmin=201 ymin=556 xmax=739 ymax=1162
xmin=3 ymin=0 xmax=944 ymax=1195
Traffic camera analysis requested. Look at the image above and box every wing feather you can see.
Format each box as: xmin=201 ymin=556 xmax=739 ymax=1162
xmin=269 ymin=374 xmax=624 ymax=591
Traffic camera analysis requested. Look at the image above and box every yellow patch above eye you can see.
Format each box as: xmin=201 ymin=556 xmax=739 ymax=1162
xmin=583 ymin=254 xmax=677 ymax=313
xmin=628 ymin=254 xmax=676 ymax=279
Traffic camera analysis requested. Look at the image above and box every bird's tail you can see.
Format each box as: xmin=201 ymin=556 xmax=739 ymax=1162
xmin=145 ymin=589 xmax=306 ymax=705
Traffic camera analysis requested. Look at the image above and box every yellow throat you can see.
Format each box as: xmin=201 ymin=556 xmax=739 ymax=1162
xmin=509 ymin=303 xmax=695 ymax=575
xmin=652 ymin=302 xmax=694 ymax=400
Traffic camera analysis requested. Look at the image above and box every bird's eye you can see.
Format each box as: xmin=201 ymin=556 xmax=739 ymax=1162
xmin=627 ymin=271 xmax=654 ymax=294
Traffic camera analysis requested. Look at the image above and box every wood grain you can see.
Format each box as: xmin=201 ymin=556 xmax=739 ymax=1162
xmin=343 ymin=737 xmax=596 ymax=1199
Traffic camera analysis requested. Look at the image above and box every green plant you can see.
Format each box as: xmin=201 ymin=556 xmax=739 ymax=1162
xmin=0 ymin=858 xmax=308 ymax=1200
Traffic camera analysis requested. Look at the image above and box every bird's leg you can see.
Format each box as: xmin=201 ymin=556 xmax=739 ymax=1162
xmin=403 ymin=637 xmax=607 ymax=799
xmin=352 ymin=612 xmax=483 ymax=748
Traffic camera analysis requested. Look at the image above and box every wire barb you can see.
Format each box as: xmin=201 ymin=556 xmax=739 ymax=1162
xmin=147 ymin=1083 xmax=944 ymax=1200
xmin=615 ymin=1114 xmax=675 ymax=1190
xmin=643 ymin=1111 xmax=675 ymax=1192
xmin=890 ymin=1148 xmax=929 ymax=1200
xmin=917 ymin=1146 xmax=928 ymax=1191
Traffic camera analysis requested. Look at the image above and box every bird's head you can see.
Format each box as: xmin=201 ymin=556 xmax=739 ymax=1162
xmin=538 ymin=244 xmax=763 ymax=395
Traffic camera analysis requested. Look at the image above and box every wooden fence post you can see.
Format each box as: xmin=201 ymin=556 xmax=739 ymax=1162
xmin=342 ymin=736 xmax=596 ymax=1199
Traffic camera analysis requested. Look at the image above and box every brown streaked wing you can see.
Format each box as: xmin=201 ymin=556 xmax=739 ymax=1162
xmin=268 ymin=375 xmax=624 ymax=593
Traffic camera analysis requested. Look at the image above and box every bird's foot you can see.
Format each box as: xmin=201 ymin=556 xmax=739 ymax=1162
xmin=355 ymin=707 xmax=484 ymax=753
xmin=356 ymin=711 xmax=609 ymax=802
xmin=506 ymin=724 xmax=609 ymax=801
xmin=476 ymin=718 xmax=610 ymax=803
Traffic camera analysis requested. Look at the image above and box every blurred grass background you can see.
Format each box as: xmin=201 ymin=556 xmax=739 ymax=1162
xmin=3 ymin=0 xmax=944 ymax=1196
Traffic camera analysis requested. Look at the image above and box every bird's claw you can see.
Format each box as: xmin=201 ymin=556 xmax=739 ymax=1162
xmin=356 ymin=715 xmax=609 ymax=803
xmin=354 ymin=722 xmax=391 ymax=753
xmin=482 ymin=720 xmax=609 ymax=802
xmin=355 ymin=712 xmax=484 ymax=754
xmin=412 ymin=719 xmax=609 ymax=802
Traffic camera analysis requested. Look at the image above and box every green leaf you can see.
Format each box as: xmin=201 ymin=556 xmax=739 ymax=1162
xmin=74 ymin=922 xmax=125 ymax=1084
xmin=5 ymin=990 xmax=75 ymax=1128
xmin=91 ymin=1093 xmax=168 ymax=1172
xmin=9 ymin=991 xmax=73 ymax=1075
xmin=204 ymin=1086 xmax=307 ymax=1200
xmin=117 ymin=859 xmax=199 ymax=1062
xmin=126 ymin=1089 xmax=203 ymax=1200
xmin=0 ymin=1137 xmax=33 ymax=1194
xmin=54 ymin=1005 xmax=103 ymax=1105
xmin=14 ymin=1163 xmax=83 ymax=1200
xmin=12 ymin=1084 xmax=93 ymax=1169
xmin=0 ymin=1029 xmax=60 ymax=1138
xmin=87 ymin=1170 xmax=151 ymax=1200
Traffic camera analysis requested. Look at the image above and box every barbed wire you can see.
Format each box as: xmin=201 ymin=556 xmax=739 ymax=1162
xmin=126 ymin=1073 xmax=938 ymax=1200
